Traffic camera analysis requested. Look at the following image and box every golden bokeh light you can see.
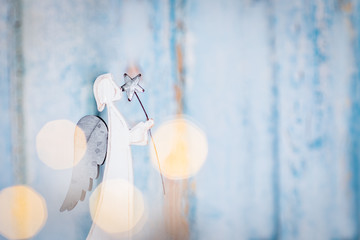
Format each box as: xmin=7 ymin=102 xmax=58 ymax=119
xmin=150 ymin=117 xmax=208 ymax=179
xmin=89 ymin=179 xmax=145 ymax=234
xmin=0 ymin=185 xmax=47 ymax=239
xmin=36 ymin=119 xmax=87 ymax=170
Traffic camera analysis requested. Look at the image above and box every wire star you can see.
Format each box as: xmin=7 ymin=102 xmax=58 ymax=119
xmin=121 ymin=73 xmax=144 ymax=101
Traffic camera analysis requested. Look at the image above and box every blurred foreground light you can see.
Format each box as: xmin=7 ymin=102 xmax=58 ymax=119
xmin=89 ymin=179 xmax=145 ymax=234
xmin=150 ymin=117 xmax=208 ymax=179
xmin=0 ymin=185 xmax=47 ymax=239
xmin=36 ymin=119 xmax=87 ymax=169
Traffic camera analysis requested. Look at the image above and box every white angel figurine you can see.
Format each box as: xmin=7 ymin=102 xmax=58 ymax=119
xmin=60 ymin=73 xmax=153 ymax=239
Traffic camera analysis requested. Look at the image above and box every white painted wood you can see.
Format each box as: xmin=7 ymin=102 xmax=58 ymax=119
xmin=87 ymin=74 xmax=153 ymax=239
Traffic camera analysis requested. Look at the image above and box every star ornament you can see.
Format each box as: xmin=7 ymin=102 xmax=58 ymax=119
xmin=121 ymin=73 xmax=145 ymax=101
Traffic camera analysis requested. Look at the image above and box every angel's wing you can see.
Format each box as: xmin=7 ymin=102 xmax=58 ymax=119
xmin=60 ymin=115 xmax=108 ymax=212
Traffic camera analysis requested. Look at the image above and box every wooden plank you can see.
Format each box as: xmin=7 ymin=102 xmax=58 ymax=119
xmin=20 ymin=0 xmax=177 ymax=239
xmin=349 ymin=0 xmax=360 ymax=237
xmin=0 ymin=0 xmax=14 ymax=190
xmin=113 ymin=1 xmax=181 ymax=239
xmin=275 ymin=0 xmax=356 ymax=238
xmin=162 ymin=0 xmax=191 ymax=239
xmin=21 ymin=1 xmax=124 ymax=239
xmin=9 ymin=0 xmax=26 ymax=185
xmin=0 ymin=0 xmax=26 ymax=190
xmin=185 ymin=0 xmax=276 ymax=239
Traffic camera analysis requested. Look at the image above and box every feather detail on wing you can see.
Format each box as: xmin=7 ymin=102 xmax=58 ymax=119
xmin=60 ymin=115 xmax=108 ymax=212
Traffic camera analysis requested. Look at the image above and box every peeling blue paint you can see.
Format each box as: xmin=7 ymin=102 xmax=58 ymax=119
xmin=350 ymin=0 xmax=360 ymax=238
xmin=0 ymin=0 xmax=14 ymax=190
xmin=1 ymin=0 xmax=360 ymax=239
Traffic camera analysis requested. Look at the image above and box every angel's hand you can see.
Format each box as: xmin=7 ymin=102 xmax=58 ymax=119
xmin=145 ymin=119 xmax=154 ymax=129
xmin=130 ymin=119 xmax=153 ymax=145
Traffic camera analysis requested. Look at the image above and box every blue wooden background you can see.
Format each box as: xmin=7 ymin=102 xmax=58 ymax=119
xmin=1 ymin=0 xmax=360 ymax=239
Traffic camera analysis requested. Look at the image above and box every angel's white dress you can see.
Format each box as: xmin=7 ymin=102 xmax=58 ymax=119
xmin=87 ymin=101 xmax=149 ymax=240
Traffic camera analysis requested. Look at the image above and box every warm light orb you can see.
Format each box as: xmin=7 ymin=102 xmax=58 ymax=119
xmin=36 ymin=119 xmax=87 ymax=169
xmin=150 ymin=117 xmax=208 ymax=179
xmin=0 ymin=185 xmax=47 ymax=239
xmin=89 ymin=179 xmax=145 ymax=234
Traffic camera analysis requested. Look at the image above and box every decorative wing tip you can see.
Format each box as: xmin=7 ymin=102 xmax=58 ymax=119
xmin=59 ymin=205 xmax=68 ymax=212
xmin=59 ymin=206 xmax=65 ymax=212
xmin=60 ymin=200 xmax=79 ymax=212
xmin=80 ymin=190 xmax=86 ymax=201
xmin=59 ymin=187 xmax=90 ymax=212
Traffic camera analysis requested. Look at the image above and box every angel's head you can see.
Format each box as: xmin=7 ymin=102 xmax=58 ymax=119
xmin=93 ymin=73 xmax=122 ymax=112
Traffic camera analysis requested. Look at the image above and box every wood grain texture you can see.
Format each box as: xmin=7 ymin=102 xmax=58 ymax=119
xmin=185 ymin=1 xmax=276 ymax=239
xmin=349 ymin=0 xmax=360 ymax=238
xmin=1 ymin=0 xmax=360 ymax=239
xmin=21 ymin=1 xmax=124 ymax=239
xmin=162 ymin=0 xmax=191 ymax=238
xmin=0 ymin=0 xmax=14 ymax=189
xmin=275 ymin=0 xmax=356 ymax=238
